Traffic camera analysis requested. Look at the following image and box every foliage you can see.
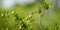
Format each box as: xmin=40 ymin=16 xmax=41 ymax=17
xmin=0 ymin=0 xmax=54 ymax=30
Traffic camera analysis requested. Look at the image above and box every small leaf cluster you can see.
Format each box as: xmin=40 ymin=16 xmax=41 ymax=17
xmin=36 ymin=0 xmax=53 ymax=14
xmin=12 ymin=11 xmax=33 ymax=30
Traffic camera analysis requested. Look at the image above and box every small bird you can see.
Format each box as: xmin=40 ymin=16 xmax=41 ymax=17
xmin=29 ymin=12 xmax=34 ymax=18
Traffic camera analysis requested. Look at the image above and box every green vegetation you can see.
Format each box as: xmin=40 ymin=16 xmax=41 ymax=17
xmin=0 ymin=0 xmax=60 ymax=30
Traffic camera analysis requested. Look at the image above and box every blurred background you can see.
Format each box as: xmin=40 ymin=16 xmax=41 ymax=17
xmin=0 ymin=0 xmax=60 ymax=9
xmin=0 ymin=0 xmax=60 ymax=30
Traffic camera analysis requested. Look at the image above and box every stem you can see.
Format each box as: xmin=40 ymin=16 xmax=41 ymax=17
xmin=39 ymin=12 xmax=45 ymax=30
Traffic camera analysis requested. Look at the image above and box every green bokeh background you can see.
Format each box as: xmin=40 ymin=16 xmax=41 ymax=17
xmin=0 ymin=0 xmax=60 ymax=30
